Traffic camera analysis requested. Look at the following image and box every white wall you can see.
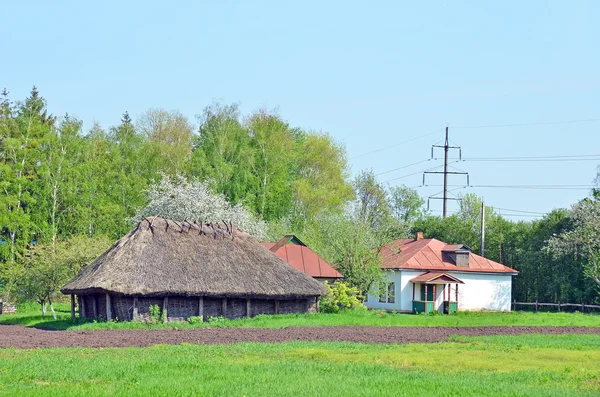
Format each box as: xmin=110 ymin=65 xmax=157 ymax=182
xmin=364 ymin=270 xmax=403 ymax=311
xmin=452 ymin=272 xmax=513 ymax=311
xmin=365 ymin=270 xmax=513 ymax=312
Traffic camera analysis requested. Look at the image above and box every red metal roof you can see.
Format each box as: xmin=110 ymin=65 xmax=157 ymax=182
xmin=410 ymin=272 xmax=465 ymax=284
xmin=261 ymin=238 xmax=343 ymax=279
xmin=380 ymin=238 xmax=518 ymax=274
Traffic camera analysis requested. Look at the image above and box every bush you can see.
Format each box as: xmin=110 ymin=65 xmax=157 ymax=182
xmin=187 ymin=316 xmax=204 ymax=325
xmin=149 ymin=304 xmax=162 ymax=323
xmin=320 ymin=281 xmax=365 ymax=313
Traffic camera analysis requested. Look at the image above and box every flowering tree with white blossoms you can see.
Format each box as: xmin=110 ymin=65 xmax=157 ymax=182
xmin=547 ymin=197 xmax=600 ymax=288
xmin=133 ymin=175 xmax=268 ymax=240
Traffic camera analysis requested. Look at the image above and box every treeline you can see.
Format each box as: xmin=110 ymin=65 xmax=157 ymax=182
xmin=1 ymin=87 xmax=598 ymax=308
xmin=0 ymin=87 xmax=352 ymax=264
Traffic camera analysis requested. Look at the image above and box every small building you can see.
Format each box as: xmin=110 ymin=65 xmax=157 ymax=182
xmin=365 ymin=232 xmax=518 ymax=313
xmin=61 ymin=217 xmax=327 ymax=322
xmin=0 ymin=297 xmax=17 ymax=315
xmin=261 ymin=235 xmax=343 ymax=284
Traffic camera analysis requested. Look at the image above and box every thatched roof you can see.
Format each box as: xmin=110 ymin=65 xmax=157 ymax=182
xmin=62 ymin=217 xmax=327 ymax=298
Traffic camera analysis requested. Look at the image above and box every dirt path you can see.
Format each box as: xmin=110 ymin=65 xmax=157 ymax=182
xmin=1 ymin=325 xmax=599 ymax=349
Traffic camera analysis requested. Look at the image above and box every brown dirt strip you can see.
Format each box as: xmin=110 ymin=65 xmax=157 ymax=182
xmin=1 ymin=325 xmax=599 ymax=349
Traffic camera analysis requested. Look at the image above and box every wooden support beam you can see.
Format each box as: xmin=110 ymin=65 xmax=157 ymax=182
xmin=412 ymin=283 xmax=415 ymax=301
xmin=81 ymin=297 xmax=86 ymax=318
xmin=199 ymin=296 xmax=204 ymax=321
xmin=70 ymin=294 xmax=75 ymax=320
xmin=105 ymin=293 xmax=112 ymax=321
xmin=316 ymin=297 xmax=320 ymax=313
xmin=455 ymin=284 xmax=459 ymax=311
xmin=246 ymin=298 xmax=251 ymax=318
xmin=133 ymin=297 xmax=139 ymax=320
xmin=221 ymin=297 xmax=227 ymax=318
xmin=433 ymin=284 xmax=437 ymax=311
xmin=424 ymin=284 xmax=428 ymax=314
xmin=92 ymin=295 xmax=98 ymax=318
xmin=275 ymin=299 xmax=280 ymax=315
xmin=163 ymin=296 xmax=169 ymax=323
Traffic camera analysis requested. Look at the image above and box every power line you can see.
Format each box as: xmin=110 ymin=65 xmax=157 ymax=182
xmin=375 ymin=159 xmax=430 ymax=176
xmin=382 ymin=163 xmax=444 ymax=183
xmin=452 ymin=118 xmax=600 ymax=129
xmin=351 ymin=128 xmax=443 ymax=159
xmin=498 ymin=213 xmax=544 ymax=218
xmin=492 ymin=207 xmax=547 ymax=215
xmin=431 ymin=184 xmax=596 ymax=190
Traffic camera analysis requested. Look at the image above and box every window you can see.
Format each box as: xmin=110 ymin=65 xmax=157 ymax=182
xmin=387 ymin=282 xmax=395 ymax=303
xmin=378 ymin=282 xmax=396 ymax=304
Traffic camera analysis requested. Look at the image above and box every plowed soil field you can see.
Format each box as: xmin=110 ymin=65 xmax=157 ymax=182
xmin=1 ymin=325 xmax=599 ymax=348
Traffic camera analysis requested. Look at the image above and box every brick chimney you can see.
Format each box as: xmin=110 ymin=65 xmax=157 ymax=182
xmin=415 ymin=232 xmax=424 ymax=241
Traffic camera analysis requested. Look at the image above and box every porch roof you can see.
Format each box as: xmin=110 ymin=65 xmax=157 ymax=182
xmin=410 ymin=272 xmax=465 ymax=284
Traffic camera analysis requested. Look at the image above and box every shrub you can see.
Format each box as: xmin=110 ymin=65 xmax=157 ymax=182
xmin=320 ymin=281 xmax=365 ymax=313
xmin=149 ymin=304 xmax=162 ymax=323
xmin=187 ymin=316 xmax=204 ymax=325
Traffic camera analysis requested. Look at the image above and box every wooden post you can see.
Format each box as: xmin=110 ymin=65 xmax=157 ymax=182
xmin=81 ymin=297 xmax=86 ymax=318
xmin=316 ymin=297 xmax=320 ymax=313
xmin=557 ymin=301 xmax=560 ymax=312
xmin=70 ymin=294 xmax=75 ymax=320
xmin=133 ymin=297 xmax=139 ymax=320
xmin=445 ymin=285 xmax=448 ymax=313
xmin=433 ymin=284 xmax=437 ymax=312
xmin=162 ymin=296 xmax=169 ymax=323
xmin=582 ymin=302 xmax=585 ymax=313
xmin=199 ymin=296 xmax=204 ymax=320
xmin=105 ymin=293 xmax=112 ymax=321
xmin=513 ymin=299 xmax=516 ymax=311
xmin=221 ymin=297 xmax=227 ymax=318
xmin=412 ymin=283 xmax=415 ymax=302
xmin=424 ymin=284 xmax=428 ymax=314
xmin=275 ymin=299 xmax=280 ymax=315
xmin=455 ymin=284 xmax=459 ymax=311
xmin=246 ymin=298 xmax=251 ymax=317
xmin=92 ymin=295 xmax=98 ymax=318
xmin=535 ymin=300 xmax=538 ymax=313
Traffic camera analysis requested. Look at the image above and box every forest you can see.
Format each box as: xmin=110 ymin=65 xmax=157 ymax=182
xmin=1 ymin=87 xmax=599 ymax=311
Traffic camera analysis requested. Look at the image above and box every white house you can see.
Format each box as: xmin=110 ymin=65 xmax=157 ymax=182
xmin=365 ymin=233 xmax=518 ymax=313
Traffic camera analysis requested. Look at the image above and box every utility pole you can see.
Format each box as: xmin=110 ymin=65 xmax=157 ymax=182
xmin=423 ymin=127 xmax=469 ymax=218
xmin=481 ymin=202 xmax=486 ymax=257
xmin=443 ymin=127 xmax=449 ymax=218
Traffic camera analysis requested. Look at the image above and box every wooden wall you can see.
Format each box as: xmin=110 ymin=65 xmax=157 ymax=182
xmin=77 ymin=294 xmax=319 ymax=322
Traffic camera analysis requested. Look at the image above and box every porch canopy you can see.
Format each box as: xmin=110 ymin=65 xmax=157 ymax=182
xmin=410 ymin=272 xmax=464 ymax=314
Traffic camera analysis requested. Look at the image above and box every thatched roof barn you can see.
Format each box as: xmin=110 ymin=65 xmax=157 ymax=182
xmin=62 ymin=217 xmax=327 ymax=322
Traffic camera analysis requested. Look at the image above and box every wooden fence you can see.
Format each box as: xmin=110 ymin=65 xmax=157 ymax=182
xmin=513 ymin=300 xmax=600 ymax=313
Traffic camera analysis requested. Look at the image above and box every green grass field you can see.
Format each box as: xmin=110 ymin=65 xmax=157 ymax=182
xmin=0 ymin=334 xmax=599 ymax=396
xmin=2 ymin=303 xmax=599 ymax=330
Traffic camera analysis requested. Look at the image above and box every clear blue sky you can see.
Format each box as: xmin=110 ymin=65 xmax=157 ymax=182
xmin=3 ymin=1 xmax=599 ymax=219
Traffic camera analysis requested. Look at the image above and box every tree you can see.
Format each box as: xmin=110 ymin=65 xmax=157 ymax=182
xmin=0 ymin=87 xmax=54 ymax=263
xmin=189 ymin=103 xmax=255 ymax=206
xmin=6 ymin=235 xmax=110 ymax=317
xmin=137 ymin=108 xmax=193 ymax=176
xmin=248 ymin=111 xmax=295 ymax=220
xmin=291 ymin=133 xmax=354 ymax=228
xmin=354 ymin=169 xmax=390 ymax=228
xmin=389 ymin=185 xmax=425 ymax=223
xmin=133 ymin=175 xmax=268 ymax=240
xmin=547 ymin=198 xmax=600 ymax=288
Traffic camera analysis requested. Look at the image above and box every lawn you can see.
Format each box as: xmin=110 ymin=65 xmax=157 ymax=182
xmin=1 ymin=302 xmax=599 ymax=330
xmin=0 ymin=334 xmax=599 ymax=396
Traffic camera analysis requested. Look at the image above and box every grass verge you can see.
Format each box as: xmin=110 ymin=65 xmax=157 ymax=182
xmin=1 ymin=303 xmax=599 ymax=330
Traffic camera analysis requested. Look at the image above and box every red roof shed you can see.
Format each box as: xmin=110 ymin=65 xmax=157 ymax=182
xmin=261 ymin=235 xmax=343 ymax=280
